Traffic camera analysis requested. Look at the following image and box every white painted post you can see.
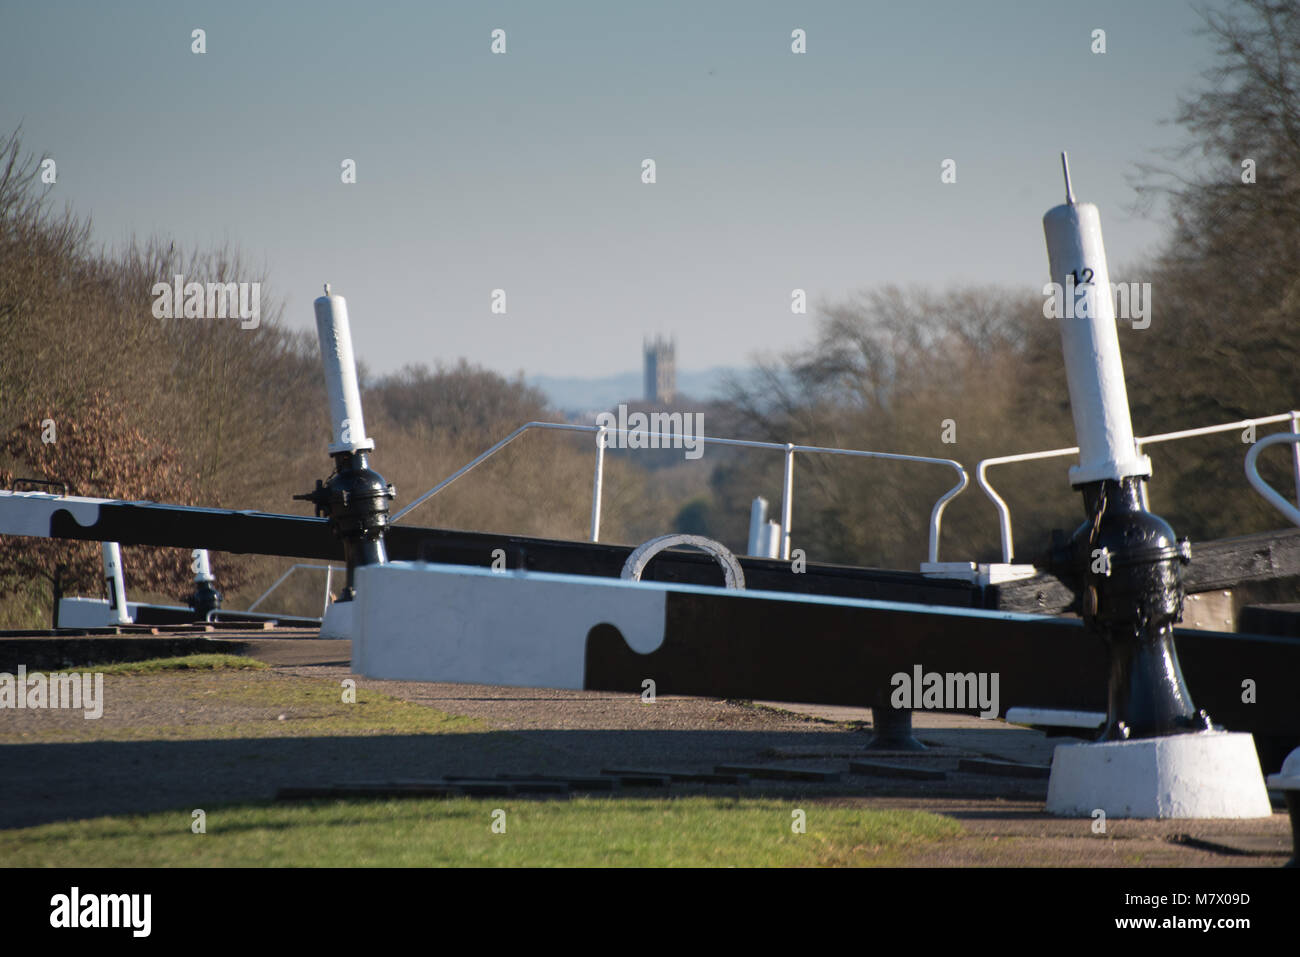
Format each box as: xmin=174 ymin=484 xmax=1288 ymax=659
xmin=313 ymin=286 xmax=375 ymax=455
xmin=780 ymin=444 xmax=795 ymax=560
xmin=747 ymin=497 xmax=768 ymax=556
xmin=192 ymin=548 xmax=214 ymax=582
xmin=1290 ymin=412 xmax=1300 ymax=507
xmin=101 ymin=541 xmax=131 ymax=624
xmin=761 ymin=520 xmax=782 ymax=559
xmin=1043 ymin=156 xmax=1151 ymax=486
xmin=590 ymin=425 xmax=607 ymax=542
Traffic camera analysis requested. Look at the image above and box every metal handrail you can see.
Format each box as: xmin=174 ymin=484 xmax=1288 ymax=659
xmin=246 ymin=562 xmax=344 ymax=615
xmin=978 ymin=411 xmax=1300 ymax=562
xmin=1245 ymin=432 xmax=1300 ymax=528
xmin=392 ymin=420 xmax=970 ymax=564
xmin=391 ymin=422 xmax=593 ymax=523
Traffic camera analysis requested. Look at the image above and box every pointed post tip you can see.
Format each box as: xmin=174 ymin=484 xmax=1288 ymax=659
xmin=1061 ymin=152 xmax=1076 ymax=205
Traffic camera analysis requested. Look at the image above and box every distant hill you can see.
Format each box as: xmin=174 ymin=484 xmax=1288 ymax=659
xmin=528 ymin=366 xmax=746 ymax=414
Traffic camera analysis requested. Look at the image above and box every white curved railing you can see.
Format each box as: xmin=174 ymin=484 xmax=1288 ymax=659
xmin=391 ymin=421 xmax=970 ymax=564
xmin=977 ymin=411 xmax=1300 ymax=562
xmin=1246 ymin=432 xmax=1300 ymax=528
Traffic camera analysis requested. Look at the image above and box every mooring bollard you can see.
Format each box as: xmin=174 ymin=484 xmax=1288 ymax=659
xmin=295 ymin=285 xmax=394 ymax=602
xmin=186 ymin=548 xmax=222 ymax=618
xmin=867 ymin=707 xmax=925 ymax=751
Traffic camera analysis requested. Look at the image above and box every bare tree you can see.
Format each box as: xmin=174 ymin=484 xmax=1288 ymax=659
xmin=0 ymin=391 xmax=252 ymax=605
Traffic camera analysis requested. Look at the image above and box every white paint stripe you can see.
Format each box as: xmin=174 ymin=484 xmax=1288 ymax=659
xmin=0 ymin=492 xmax=103 ymax=536
xmin=355 ymin=562 xmax=669 ymax=687
xmin=383 ymin=560 xmax=1057 ymax=623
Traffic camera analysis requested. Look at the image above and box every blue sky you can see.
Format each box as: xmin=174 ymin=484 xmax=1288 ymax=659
xmin=2 ymin=1 xmax=1223 ymax=378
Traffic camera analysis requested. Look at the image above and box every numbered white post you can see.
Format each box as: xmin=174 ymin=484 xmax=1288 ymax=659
xmin=101 ymin=542 xmax=131 ymax=624
xmin=314 ymin=287 xmax=375 ymax=455
xmin=1043 ymin=154 xmax=1150 ymax=486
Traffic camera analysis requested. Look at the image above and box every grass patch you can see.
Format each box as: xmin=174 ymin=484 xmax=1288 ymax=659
xmin=59 ymin=654 xmax=268 ymax=676
xmin=0 ymin=797 xmax=962 ymax=867
xmin=1 ymin=667 xmax=484 ymax=742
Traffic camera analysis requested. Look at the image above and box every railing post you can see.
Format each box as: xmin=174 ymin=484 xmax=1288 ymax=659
xmin=926 ymin=463 xmax=968 ymax=564
xmin=983 ymin=463 xmax=1015 ymax=564
xmin=1245 ymin=433 xmax=1300 ymax=528
xmin=590 ymin=425 xmax=607 ymax=542
xmin=1290 ymin=412 xmax=1300 ymax=507
xmin=1135 ymin=441 xmax=1150 ymax=510
xmin=780 ymin=444 xmax=795 ymax=560
xmin=747 ymin=497 xmax=768 ymax=556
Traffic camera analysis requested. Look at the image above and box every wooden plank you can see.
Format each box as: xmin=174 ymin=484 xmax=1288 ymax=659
xmin=992 ymin=527 xmax=1300 ymax=614
xmin=1183 ymin=528 xmax=1300 ymax=592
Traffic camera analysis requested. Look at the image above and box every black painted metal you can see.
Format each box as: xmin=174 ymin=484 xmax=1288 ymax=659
xmin=47 ymin=501 xmax=338 ymax=558
xmin=586 ymin=596 xmax=1098 ymax=712
xmin=119 ymin=602 xmax=319 ymax=627
xmin=581 ymin=593 xmax=1300 ymax=752
xmin=187 ymin=580 xmax=222 ymax=617
xmin=294 ymin=450 xmax=394 ymax=600
xmin=41 ymin=498 xmax=984 ymax=606
xmin=13 ymin=477 xmax=69 ymax=495
xmin=866 ymin=708 xmax=926 ymax=751
xmin=1063 ymin=477 xmax=1209 ymax=740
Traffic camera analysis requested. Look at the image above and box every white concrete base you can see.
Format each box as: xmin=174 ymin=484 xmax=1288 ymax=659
xmin=57 ymin=597 xmax=141 ymax=628
xmin=319 ymin=599 xmax=354 ymax=640
xmin=1046 ymin=731 xmax=1273 ymax=819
